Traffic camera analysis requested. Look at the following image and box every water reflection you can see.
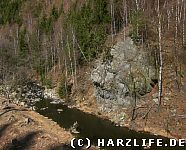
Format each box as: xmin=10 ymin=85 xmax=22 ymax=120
xmin=35 ymin=99 xmax=184 ymax=150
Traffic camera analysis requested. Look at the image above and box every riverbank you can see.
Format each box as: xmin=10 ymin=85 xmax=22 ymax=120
xmin=73 ymin=99 xmax=175 ymax=139
xmin=0 ymin=96 xmax=73 ymax=150
xmin=69 ymin=66 xmax=186 ymax=141
xmin=73 ymin=90 xmax=186 ymax=141
xmin=59 ymin=58 xmax=186 ymax=139
xmin=0 ymin=75 xmax=185 ymax=149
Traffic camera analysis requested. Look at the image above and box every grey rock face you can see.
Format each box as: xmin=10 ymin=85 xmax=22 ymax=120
xmin=91 ymin=37 xmax=157 ymax=107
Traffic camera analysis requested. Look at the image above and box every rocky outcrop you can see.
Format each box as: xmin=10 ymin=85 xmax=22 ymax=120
xmin=43 ymin=88 xmax=59 ymax=100
xmin=91 ymin=37 xmax=157 ymax=107
xmin=0 ymin=80 xmax=64 ymax=109
xmin=0 ymin=81 xmax=44 ymax=107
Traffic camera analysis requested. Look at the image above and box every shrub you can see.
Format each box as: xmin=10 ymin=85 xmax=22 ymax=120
xmin=19 ymin=28 xmax=29 ymax=59
xmin=58 ymin=79 xmax=68 ymax=99
xmin=129 ymin=10 xmax=146 ymax=43
xmin=39 ymin=6 xmax=60 ymax=34
xmin=41 ymin=76 xmax=52 ymax=89
xmin=0 ymin=0 xmax=23 ymax=25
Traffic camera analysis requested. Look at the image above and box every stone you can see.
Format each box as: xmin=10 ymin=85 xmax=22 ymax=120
xmin=152 ymin=93 xmax=158 ymax=99
xmin=57 ymin=109 xmax=63 ymax=112
xmin=20 ymin=102 xmax=25 ymax=106
xmin=164 ymin=97 xmax=169 ymax=101
xmin=91 ymin=37 xmax=156 ymax=108
xmin=153 ymin=98 xmax=159 ymax=104
xmin=44 ymin=88 xmax=59 ymax=99
xmin=40 ymin=107 xmax=48 ymax=110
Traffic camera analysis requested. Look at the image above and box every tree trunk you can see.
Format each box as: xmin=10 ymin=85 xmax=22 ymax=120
xmin=157 ymin=0 xmax=163 ymax=107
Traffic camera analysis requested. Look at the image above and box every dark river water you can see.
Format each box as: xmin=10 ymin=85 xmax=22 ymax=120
xmin=35 ymin=99 xmax=185 ymax=150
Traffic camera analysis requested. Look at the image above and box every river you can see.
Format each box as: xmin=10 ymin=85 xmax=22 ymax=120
xmin=35 ymin=99 xmax=183 ymax=150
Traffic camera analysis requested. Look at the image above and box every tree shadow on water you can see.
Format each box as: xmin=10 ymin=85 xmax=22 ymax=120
xmin=3 ymin=131 xmax=40 ymax=150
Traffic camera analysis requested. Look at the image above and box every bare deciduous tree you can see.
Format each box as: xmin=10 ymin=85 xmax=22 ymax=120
xmin=157 ymin=0 xmax=163 ymax=107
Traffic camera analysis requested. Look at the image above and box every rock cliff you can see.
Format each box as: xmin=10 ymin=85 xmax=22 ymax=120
xmin=91 ymin=37 xmax=157 ymax=107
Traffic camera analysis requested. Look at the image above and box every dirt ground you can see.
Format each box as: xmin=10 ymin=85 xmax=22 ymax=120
xmin=0 ymin=96 xmax=73 ymax=150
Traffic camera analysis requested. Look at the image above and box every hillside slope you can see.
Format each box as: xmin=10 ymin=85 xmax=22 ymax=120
xmin=0 ymin=96 xmax=73 ymax=150
xmin=0 ymin=0 xmax=186 ymax=140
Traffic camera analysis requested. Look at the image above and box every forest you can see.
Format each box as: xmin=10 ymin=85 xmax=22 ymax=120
xmin=0 ymin=0 xmax=186 ymax=149
xmin=0 ymin=0 xmax=185 ymax=94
